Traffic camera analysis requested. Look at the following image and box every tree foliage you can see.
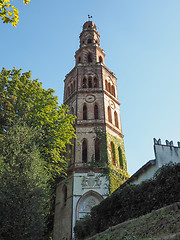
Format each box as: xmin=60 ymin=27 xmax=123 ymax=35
xmin=0 ymin=67 xmax=76 ymax=180
xmin=0 ymin=122 xmax=50 ymax=240
xmin=0 ymin=0 xmax=30 ymax=26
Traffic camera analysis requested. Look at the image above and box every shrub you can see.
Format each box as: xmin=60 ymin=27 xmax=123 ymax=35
xmin=74 ymin=215 xmax=93 ymax=239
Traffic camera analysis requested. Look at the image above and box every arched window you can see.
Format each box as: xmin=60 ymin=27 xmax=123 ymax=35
xmin=111 ymin=142 xmax=116 ymax=166
xmin=95 ymin=139 xmax=100 ymax=162
xmin=71 ymin=83 xmax=73 ymax=94
xmin=82 ymin=139 xmax=87 ymax=163
xmin=107 ymin=82 xmax=110 ymax=92
xmin=99 ymin=56 xmax=103 ymax=63
xmin=88 ymin=53 xmax=93 ymax=63
xmin=82 ymin=78 xmax=87 ymax=88
xmin=105 ymin=80 xmax=108 ymax=90
xmin=78 ymin=56 xmax=81 ymax=63
xmin=112 ymin=85 xmax=115 ymax=97
xmin=94 ymin=77 xmax=98 ymax=88
xmin=118 ymin=147 xmax=124 ymax=169
xmin=67 ymin=86 xmax=70 ymax=96
xmin=109 ymin=84 xmax=113 ymax=95
xmin=87 ymin=39 xmax=92 ymax=44
xmin=114 ymin=111 xmax=119 ymax=128
xmin=83 ymin=104 xmax=87 ymax=120
xmin=107 ymin=106 xmax=112 ymax=123
xmin=94 ymin=104 xmax=99 ymax=119
xmin=62 ymin=185 xmax=67 ymax=206
xmin=88 ymin=77 xmax=92 ymax=88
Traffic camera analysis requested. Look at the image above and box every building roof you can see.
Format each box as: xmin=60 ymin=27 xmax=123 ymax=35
xmin=119 ymin=159 xmax=156 ymax=189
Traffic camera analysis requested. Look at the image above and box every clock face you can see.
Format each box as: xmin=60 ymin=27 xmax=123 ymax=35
xmin=85 ymin=95 xmax=96 ymax=103
xmin=109 ymin=100 xmax=115 ymax=109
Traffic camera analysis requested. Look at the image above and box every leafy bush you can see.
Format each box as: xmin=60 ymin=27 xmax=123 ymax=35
xmin=74 ymin=215 xmax=93 ymax=239
xmin=74 ymin=163 xmax=180 ymax=239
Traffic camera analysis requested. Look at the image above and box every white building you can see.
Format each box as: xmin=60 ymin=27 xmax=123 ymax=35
xmin=124 ymin=138 xmax=180 ymax=185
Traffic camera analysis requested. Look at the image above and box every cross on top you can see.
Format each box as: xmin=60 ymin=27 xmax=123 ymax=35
xmin=88 ymin=15 xmax=92 ymax=21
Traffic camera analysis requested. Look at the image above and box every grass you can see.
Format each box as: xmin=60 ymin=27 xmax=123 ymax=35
xmin=87 ymin=202 xmax=180 ymax=240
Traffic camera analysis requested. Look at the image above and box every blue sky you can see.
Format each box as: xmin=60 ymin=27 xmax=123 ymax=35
xmin=1 ymin=0 xmax=180 ymax=175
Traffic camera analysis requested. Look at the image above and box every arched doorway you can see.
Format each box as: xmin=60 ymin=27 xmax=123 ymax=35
xmin=76 ymin=191 xmax=104 ymax=220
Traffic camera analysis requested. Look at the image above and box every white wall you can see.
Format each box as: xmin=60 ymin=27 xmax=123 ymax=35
xmin=132 ymin=164 xmax=157 ymax=185
xmin=72 ymin=171 xmax=109 ymax=238
xmin=130 ymin=140 xmax=180 ymax=185
xmin=155 ymin=143 xmax=180 ymax=168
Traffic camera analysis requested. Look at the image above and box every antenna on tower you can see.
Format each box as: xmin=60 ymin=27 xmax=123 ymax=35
xmin=88 ymin=15 xmax=92 ymax=21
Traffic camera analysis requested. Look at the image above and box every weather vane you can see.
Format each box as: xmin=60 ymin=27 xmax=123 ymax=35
xmin=88 ymin=15 xmax=92 ymax=21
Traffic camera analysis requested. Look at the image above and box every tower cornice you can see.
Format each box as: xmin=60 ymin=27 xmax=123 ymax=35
xmin=105 ymin=122 xmax=124 ymax=138
xmin=75 ymin=44 xmax=105 ymax=58
xmin=64 ymin=64 xmax=117 ymax=81
xmin=101 ymin=64 xmax=117 ymax=79
xmin=80 ymin=28 xmax=100 ymax=38
xmin=104 ymin=90 xmax=120 ymax=105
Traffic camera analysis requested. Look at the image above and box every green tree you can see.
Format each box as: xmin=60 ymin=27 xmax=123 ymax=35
xmin=0 ymin=0 xmax=30 ymax=26
xmin=0 ymin=67 xmax=76 ymax=237
xmin=0 ymin=67 xmax=76 ymax=180
xmin=0 ymin=121 xmax=50 ymax=240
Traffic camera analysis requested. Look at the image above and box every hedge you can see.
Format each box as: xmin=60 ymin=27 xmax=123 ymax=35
xmin=74 ymin=163 xmax=180 ymax=239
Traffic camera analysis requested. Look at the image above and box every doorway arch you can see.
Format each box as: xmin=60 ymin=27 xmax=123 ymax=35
xmin=76 ymin=190 xmax=104 ymax=220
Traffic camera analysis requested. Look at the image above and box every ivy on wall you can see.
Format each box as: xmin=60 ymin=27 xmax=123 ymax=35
xmin=106 ymin=133 xmax=130 ymax=193
xmin=106 ymin=133 xmax=127 ymax=170
xmin=93 ymin=128 xmax=130 ymax=194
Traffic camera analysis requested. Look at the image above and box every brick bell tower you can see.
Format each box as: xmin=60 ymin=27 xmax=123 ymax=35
xmin=53 ymin=20 xmax=129 ymax=240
